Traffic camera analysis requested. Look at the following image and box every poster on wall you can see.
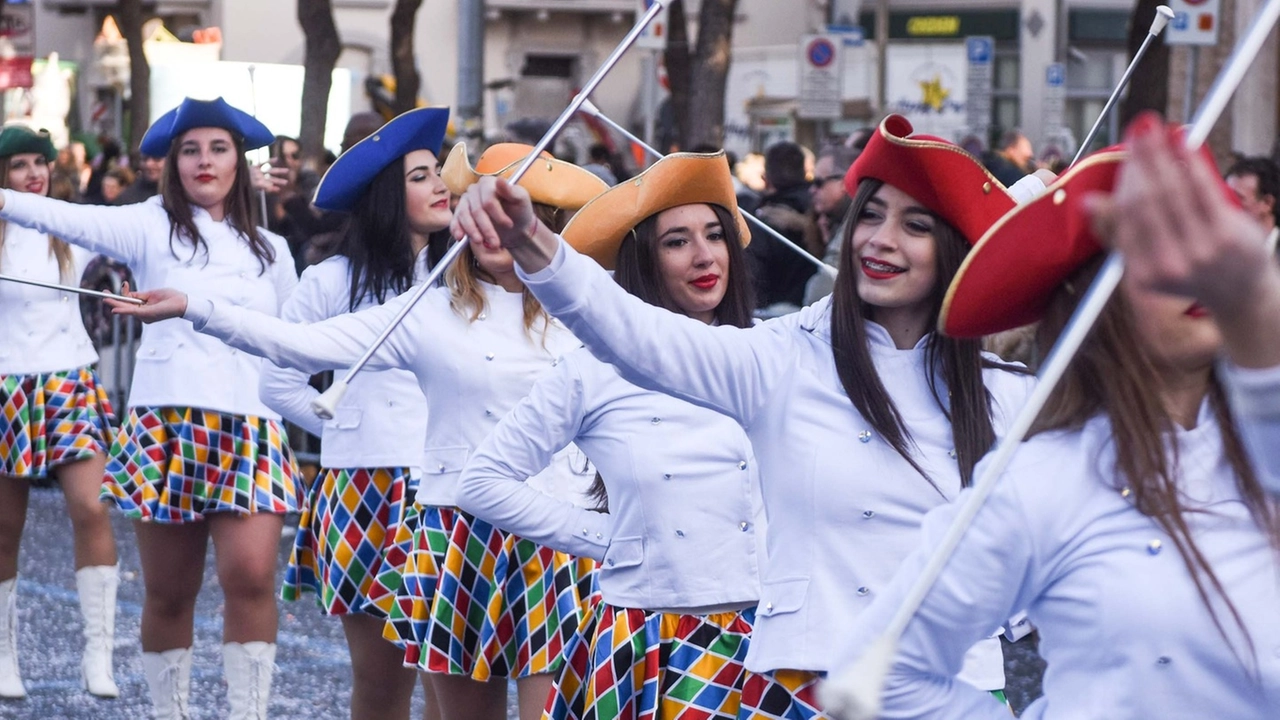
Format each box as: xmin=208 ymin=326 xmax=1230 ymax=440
xmin=885 ymin=43 xmax=967 ymax=140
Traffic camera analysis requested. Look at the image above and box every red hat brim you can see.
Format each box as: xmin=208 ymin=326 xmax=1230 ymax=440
xmin=940 ymin=140 xmax=1236 ymax=339
xmin=845 ymin=114 xmax=1016 ymax=246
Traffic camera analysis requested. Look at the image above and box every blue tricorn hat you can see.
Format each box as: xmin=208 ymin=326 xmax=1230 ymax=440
xmin=139 ymin=97 xmax=274 ymax=157
xmin=313 ymin=107 xmax=450 ymax=212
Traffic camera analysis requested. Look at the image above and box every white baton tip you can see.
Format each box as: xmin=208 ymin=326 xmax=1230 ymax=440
xmin=1152 ymin=6 xmax=1175 ymax=35
xmin=579 ymin=97 xmax=602 ymax=117
xmin=311 ymin=380 xmax=349 ymax=420
xmin=818 ymin=635 xmax=896 ymax=720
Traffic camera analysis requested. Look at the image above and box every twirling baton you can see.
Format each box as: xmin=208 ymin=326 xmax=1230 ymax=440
xmin=310 ymin=0 xmax=670 ymax=420
xmin=0 ymin=273 xmax=144 ymax=305
xmin=819 ymin=0 xmax=1280 ymax=717
xmin=1070 ymin=6 xmax=1174 ymax=165
xmin=576 ymin=98 xmax=838 ymax=279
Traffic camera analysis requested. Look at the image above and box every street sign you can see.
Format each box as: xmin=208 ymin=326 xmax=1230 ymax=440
xmin=1043 ymin=62 xmax=1066 ymax=141
xmin=635 ymin=0 xmax=670 ymax=51
xmin=798 ymin=34 xmax=843 ymax=119
xmin=965 ymin=36 xmax=993 ymax=140
xmin=1165 ymin=0 xmax=1221 ymax=46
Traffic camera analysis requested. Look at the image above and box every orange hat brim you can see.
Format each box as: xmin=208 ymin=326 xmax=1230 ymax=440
xmin=560 ymin=151 xmax=751 ymax=271
xmin=441 ymin=142 xmax=608 ymax=210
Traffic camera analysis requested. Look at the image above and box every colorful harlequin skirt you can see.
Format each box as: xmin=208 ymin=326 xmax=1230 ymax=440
xmin=100 ymin=406 xmax=301 ymax=523
xmin=546 ymin=602 xmax=757 ymax=720
xmin=0 ymin=367 xmax=115 ymax=478
xmin=738 ymin=669 xmax=827 ymax=720
xmin=281 ymin=466 xmax=417 ymax=616
xmin=470 ymin=528 xmax=599 ymax=680
xmin=381 ymin=504 xmax=457 ymax=661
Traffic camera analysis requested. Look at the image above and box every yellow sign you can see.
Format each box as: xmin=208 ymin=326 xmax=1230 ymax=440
xmin=905 ymin=16 xmax=961 ymax=37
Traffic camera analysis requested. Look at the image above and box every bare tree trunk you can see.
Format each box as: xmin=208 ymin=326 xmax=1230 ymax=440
xmin=663 ymin=0 xmax=691 ymax=151
xmin=685 ymin=0 xmax=738 ymax=148
xmin=1119 ymin=0 xmax=1171 ymax=128
xmin=298 ymin=0 xmax=341 ymax=162
xmin=390 ymin=0 xmax=424 ymax=114
xmin=118 ymin=0 xmax=150 ymax=155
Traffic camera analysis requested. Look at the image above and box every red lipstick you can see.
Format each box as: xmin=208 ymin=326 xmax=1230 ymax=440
xmin=860 ymin=257 xmax=905 ymax=280
xmin=691 ymin=274 xmax=719 ymax=290
xmin=1184 ymin=302 xmax=1210 ymax=318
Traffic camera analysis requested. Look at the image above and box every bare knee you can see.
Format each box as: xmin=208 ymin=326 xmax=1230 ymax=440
xmin=144 ymin=582 xmax=200 ymax=621
xmin=218 ymin=558 xmax=277 ymax=604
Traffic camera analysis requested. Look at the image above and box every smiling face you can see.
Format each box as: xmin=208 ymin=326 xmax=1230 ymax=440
xmin=651 ymin=203 xmax=731 ymax=323
xmin=175 ymin=127 xmax=238 ymax=216
xmin=850 ymin=183 xmax=939 ymax=331
xmin=5 ymin=152 xmax=50 ymax=196
xmin=403 ymin=149 xmax=452 ymax=239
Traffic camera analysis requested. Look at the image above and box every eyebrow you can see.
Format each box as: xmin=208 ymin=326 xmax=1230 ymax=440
xmin=659 ymin=221 xmax=723 ymax=239
xmin=405 ymin=165 xmax=434 ymax=176
xmin=867 ymin=197 xmax=932 ymax=216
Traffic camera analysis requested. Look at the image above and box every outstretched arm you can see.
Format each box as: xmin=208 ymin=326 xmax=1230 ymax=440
xmin=0 ymin=189 xmax=155 ymax=267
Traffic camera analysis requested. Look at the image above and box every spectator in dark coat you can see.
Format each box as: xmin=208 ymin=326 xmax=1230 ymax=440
xmin=747 ymin=141 xmax=821 ymax=312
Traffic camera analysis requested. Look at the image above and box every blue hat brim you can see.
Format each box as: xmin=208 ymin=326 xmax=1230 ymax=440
xmin=313 ymin=107 xmax=451 ymax=212
xmin=139 ymin=97 xmax=274 ymax=157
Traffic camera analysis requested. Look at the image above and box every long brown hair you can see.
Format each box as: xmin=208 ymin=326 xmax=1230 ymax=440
xmin=588 ymin=202 xmax=757 ymax=510
xmin=444 ymin=202 xmax=563 ymax=335
xmin=0 ymin=154 xmax=73 ymax=281
xmin=1031 ymin=255 xmax=1280 ymax=668
xmin=830 ymin=178 xmax=1024 ymax=491
xmin=160 ymin=130 xmax=275 ymax=273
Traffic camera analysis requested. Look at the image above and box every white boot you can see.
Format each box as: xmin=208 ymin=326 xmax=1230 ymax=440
xmin=0 ymin=577 xmax=24 ymax=699
xmin=75 ymin=564 xmax=120 ymax=698
xmin=142 ymin=647 xmax=192 ymax=720
xmin=223 ymin=641 xmax=275 ymax=720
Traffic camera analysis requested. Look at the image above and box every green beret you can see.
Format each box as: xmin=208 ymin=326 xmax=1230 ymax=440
xmin=0 ymin=126 xmax=56 ymax=162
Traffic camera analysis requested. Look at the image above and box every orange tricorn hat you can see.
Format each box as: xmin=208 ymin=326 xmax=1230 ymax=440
xmin=845 ymin=114 xmax=1016 ymax=247
xmin=561 ymin=151 xmax=751 ymax=270
xmin=441 ymin=142 xmax=608 ymax=211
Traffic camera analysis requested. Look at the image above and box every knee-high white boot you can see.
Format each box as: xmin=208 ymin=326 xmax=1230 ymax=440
xmin=223 ymin=641 xmax=276 ymax=720
xmin=0 ymin=577 xmax=24 ymax=699
xmin=141 ymin=647 xmax=192 ymax=720
xmin=75 ymin=564 xmax=120 ymax=698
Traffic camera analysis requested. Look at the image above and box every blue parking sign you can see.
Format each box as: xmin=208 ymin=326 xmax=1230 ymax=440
xmin=966 ymin=37 xmax=992 ymax=64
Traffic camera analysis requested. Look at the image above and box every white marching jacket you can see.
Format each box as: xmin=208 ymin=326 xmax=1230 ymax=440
xmin=0 ymin=189 xmax=296 ymax=417
xmin=185 ymin=279 xmax=594 ymax=509
xmin=0 ymin=223 xmax=98 ymax=375
xmin=257 ymin=253 xmax=430 ymax=471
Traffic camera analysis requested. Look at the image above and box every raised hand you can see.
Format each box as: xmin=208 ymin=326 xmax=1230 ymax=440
xmin=105 ymin=282 xmax=189 ymax=324
xmin=450 ymin=176 xmax=559 ymax=272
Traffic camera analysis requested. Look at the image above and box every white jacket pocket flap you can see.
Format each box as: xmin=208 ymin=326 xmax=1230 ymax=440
xmin=758 ymin=576 xmax=808 ymax=617
xmin=602 ymin=536 xmax=644 ymax=570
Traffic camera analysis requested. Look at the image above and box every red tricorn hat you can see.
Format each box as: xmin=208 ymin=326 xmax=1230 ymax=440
xmin=939 ymin=140 xmax=1235 ymax=339
xmin=844 ymin=114 xmax=1016 ymax=246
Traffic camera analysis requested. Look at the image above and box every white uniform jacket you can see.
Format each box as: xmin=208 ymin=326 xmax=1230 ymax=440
xmin=840 ymin=362 xmax=1280 ymax=719
xmin=459 ymin=347 xmax=765 ymax=612
xmin=0 ymin=189 xmax=296 ymax=417
xmin=516 ymin=240 xmax=1035 ymax=683
xmin=258 ymin=253 xmax=430 ymax=471
xmin=185 ymin=280 xmax=593 ymax=508
xmin=0 ymin=224 xmax=98 ymax=375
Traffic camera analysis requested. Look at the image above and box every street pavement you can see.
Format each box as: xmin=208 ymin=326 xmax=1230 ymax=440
xmin=5 ymin=486 xmax=1044 ymax=719
xmin=1 ymin=486 xmax=518 ymax=720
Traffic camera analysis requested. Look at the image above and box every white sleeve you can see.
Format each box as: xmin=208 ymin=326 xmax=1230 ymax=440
xmin=457 ymin=357 xmax=612 ymax=561
xmin=256 ymin=266 xmax=332 ymax=437
xmin=2 ymin=188 xmax=154 ymax=267
xmin=183 ymin=285 xmax=416 ymax=376
xmin=1220 ymin=361 xmax=1280 ymax=496
xmin=830 ymin=460 xmax=1043 ymax=719
xmin=517 ymin=238 xmax=791 ymax=427
xmin=1007 ymin=174 xmax=1047 ymax=204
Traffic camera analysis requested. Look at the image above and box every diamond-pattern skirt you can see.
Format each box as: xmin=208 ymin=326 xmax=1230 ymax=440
xmin=545 ymin=602 xmax=757 ymax=720
xmin=380 ymin=503 xmax=456 ymax=664
xmin=0 ymin=367 xmax=115 ymax=478
xmin=281 ymin=466 xmax=417 ymax=617
xmin=100 ymin=406 xmax=301 ymax=523
xmin=738 ymin=669 xmax=827 ymax=720
xmin=419 ymin=512 xmax=593 ymax=679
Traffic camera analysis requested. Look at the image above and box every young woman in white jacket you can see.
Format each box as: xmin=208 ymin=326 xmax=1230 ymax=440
xmin=448 ymin=115 xmax=1048 ymax=717
xmin=0 ymin=126 xmax=121 ymax=700
xmin=258 ymin=107 xmax=450 ymax=720
xmin=108 ymin=146 xmax=608 ymax=720
xmin=456 ymin=152 xmax=768 ymax=719
xmin=0 ymin=97 xmax=298 ymax=719
xmin=830 ymin=114 xmax=1280 ymax=720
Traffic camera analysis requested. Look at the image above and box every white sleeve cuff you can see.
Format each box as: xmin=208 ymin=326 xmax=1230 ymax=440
xmin=1008 ymin=174 xmax=1048 ymax=204
xmin=515 ymin=235 xmax=569 ymax=285
xmin=1220 ymin=360 xmax=1280 ymax=419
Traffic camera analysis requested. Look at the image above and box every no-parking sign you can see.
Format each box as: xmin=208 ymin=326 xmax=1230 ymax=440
xmin=799 ymin=34 xmax=843 ymax=119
